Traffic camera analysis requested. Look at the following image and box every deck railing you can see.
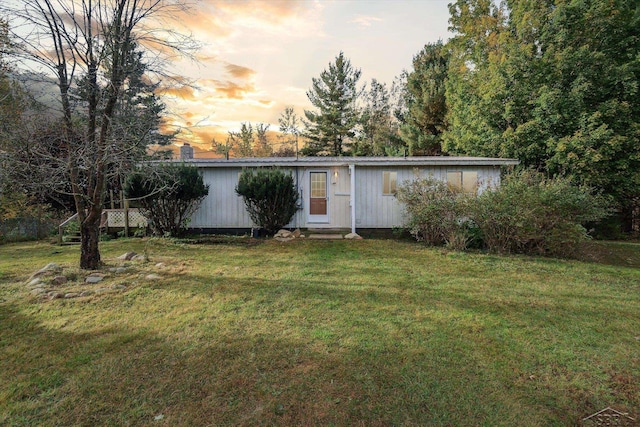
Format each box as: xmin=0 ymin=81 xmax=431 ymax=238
xmin=57 ymin=209 xmax=148 ymax=244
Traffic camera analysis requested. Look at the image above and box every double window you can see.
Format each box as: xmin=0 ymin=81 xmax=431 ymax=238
xmin=447 ymin=171 xmax=478 ymax=194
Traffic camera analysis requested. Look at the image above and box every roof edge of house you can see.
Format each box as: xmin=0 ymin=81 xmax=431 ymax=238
xmin=161 ymin=156 xmax=520 ymax=168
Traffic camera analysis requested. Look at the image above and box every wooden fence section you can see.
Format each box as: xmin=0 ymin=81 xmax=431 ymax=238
xmin=56 ymin=209 xmax=149 ymax=245
xmin=103 ymin=209 xmax=148 ymax=229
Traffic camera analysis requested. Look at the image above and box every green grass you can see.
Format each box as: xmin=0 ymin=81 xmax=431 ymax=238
xmin=0 ymin=238 xmax=639 ymax=426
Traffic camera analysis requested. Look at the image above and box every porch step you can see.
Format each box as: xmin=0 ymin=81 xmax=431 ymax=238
xmin=64 ymin=231 xmax=81 ymax=245
xmin=307 ymin=234 xmax=344 ymax=240
xmin=305 ymin=228 xmax=347 ymax=234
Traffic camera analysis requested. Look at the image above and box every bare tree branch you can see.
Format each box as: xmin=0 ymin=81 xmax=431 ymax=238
xmin=1 ymin=0 xmax=197 ymax=269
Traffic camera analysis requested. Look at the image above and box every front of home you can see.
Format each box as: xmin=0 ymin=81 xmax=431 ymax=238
xmin=179 ymin=156 xmax=518 ymax=234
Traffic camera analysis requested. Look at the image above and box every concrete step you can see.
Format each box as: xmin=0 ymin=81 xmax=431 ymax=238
xmin=307 ymin=234 xmax=344 ymax=240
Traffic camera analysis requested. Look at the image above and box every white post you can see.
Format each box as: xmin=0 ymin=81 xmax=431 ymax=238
xmin=349 ymin=164 xmax=356 ymax=234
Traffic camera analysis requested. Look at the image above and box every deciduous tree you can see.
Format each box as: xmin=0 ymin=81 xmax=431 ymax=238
xmin=228 ymin=122 xmax=255 ymax=158
xmin=253 ymin=123 xmax=273 ymax=157
xmin=277 ymin=106 xmax=300 ymax=157
xmin=443 ymin=0 xmax=640 ymax=230
xmin=1 ymin=0 xmax=195 ymax=268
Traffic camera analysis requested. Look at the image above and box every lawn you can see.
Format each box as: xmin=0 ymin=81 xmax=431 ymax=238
xmin=0 ymin=237 xmax=639 ymax=426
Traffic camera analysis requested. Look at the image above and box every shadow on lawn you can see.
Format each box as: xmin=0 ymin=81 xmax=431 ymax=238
xmin=165 ymin=271 xmax=640 ymax=424
xmin=0 ymin=299 xmax=459 ymax=426
xmin=170 ymin=235 xmax=265 ymax=247
xmin=574 ymin=241 xmax=640 ymax=269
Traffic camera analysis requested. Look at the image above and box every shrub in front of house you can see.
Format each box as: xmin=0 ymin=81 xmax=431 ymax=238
xmin=236 ymin=168 xmax=299 ymax=236
xmin=472 ymin=169 xmax=612 ymax=256
xmin=125 ymin=164 xmax=209 ymax=237
xmin=396 ymin=177 xmax=472 ymax=249
xmin=398 ymin=169 xmax=612 ymax=256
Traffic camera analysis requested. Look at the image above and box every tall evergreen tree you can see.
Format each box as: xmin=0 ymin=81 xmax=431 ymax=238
xmin=355 ymin=79 xmax=401 ymax=156
xmin=400 ymin=41 xmax=449 ymax=155
xmin=303 ymin=52 xmax=362 ymax=156
xmin=74 ymin=46 xmax=173 ymax=202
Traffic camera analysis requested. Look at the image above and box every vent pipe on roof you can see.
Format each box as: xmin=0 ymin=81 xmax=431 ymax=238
xmin=180 ymin=143 xmax=194 ymax=160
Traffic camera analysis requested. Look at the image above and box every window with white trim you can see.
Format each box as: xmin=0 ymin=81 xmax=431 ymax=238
xmin=383 ymin=171 xmax=397 ymax=195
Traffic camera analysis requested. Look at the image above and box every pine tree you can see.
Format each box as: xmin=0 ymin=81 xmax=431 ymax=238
xmin=303 ymin=52 xmax=362 ymax=156
xmin=400 ymin=41 xmax=449 ymax=155
xmin=355 ymin=79 xmax=402 ymax=156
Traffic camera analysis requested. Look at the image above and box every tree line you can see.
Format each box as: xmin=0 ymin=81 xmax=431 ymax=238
xmin=287 ymin=0 xmax=639 ymax=231
xmin=0 ymin=0 xmax=637 ymax=269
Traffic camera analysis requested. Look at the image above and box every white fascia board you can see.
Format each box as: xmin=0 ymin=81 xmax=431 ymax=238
xmin=173 ymin=156 xmax=520 ymax=169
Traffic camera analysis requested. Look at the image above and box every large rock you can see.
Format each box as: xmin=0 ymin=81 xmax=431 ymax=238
xmin=29 ymin=263 xmax=63 ymax=280
xmin=117 ymin=252 xmax=137 ymax=261
xmin=51 ymin=276 xmax=68 ymax=286
xmin=274 ymin=229 xmax=293 ymax=239
xmin=27 ymin=278 xmax=42 ymax=287
xmin=85 ymin=274 xmax=105 ymax=284
xmin=344 ymin=232 xmax=363 ymax=240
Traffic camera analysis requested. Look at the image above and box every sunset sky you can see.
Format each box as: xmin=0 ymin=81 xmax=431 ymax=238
xmin=161 ymin=0 xmax=453 ymax=154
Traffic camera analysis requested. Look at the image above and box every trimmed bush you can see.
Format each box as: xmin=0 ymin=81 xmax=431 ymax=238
xmin=125 ymin=164 xmax=209 ymax=237
xmin=236 ymin=168 xmax=299 ymax=236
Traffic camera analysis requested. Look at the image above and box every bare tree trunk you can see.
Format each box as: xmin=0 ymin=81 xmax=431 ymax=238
xmin=3 ymin=0 xmax=197 ymax=269
xmin=80 ymin=208 xmax=101 ymax=269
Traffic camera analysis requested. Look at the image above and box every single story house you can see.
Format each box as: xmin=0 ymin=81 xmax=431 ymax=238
xmin=178 ymin=156 xmax=518 ymax=234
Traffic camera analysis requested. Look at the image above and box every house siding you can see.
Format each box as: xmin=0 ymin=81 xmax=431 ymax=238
xmin=190 ymin=168 xmax=252 ymax=228
xmin=355 ymin=165 xmax=501 ymax=228
xmin=183 ymin=158 xmax=512 ymax=231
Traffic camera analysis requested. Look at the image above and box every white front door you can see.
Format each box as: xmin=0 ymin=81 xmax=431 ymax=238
xmin=308 ymin=171 xmax=329 ymax=223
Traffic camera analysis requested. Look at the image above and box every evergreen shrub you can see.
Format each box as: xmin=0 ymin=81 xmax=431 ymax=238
xmin=236 ymin=168 xmax=299 ymax=236
xmin=125 ymin=164 xmax=209 ymax=237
